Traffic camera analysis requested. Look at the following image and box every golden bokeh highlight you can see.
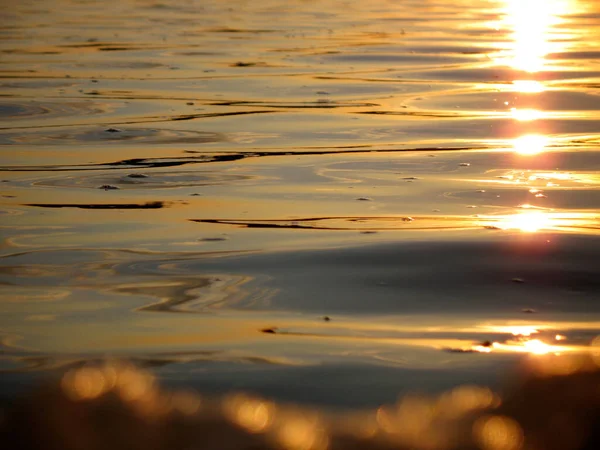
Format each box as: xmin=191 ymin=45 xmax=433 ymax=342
xmin=437 ymin=385 xmax=500 ymax=418
xmin=224 ymin=393 xmax=275 ymax=434
xmin=591 ymin=335 xmax=600 ymax=368
xmin=473 ymin=415 xmax=524 ymax=450
xmin=276 ymin=413 xmax=328 ymax=450
xmin=61 ymin=366 xmax=111 ymax=401
xmin=60 ymin=362 xmax=164 ymax=418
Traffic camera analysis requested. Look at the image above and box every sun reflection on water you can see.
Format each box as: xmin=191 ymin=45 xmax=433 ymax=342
xmin=512 ymin=134 xmax=548 ymax=155
xmin=499 ymin=0 xmax=569 ymax=73
xmin=512 ymin=80 xmax=545 ymax=93
xmin=470 ymin=324 xmax=575 ymax=356
xmin=510 ymin=108 xmax=543 ymax=122
xmin=480 ymin=211 xmax=597 ymax=233
xmin=496 ymin=211 xmax=550 ymax=232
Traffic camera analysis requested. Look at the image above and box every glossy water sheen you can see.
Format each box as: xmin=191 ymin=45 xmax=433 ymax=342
xmin=1 ymin=0 xmax=599 ymax=408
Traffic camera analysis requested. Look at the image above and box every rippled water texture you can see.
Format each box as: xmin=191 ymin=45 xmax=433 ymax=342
xmin=1 ymin=0 xmax=599 ymax=415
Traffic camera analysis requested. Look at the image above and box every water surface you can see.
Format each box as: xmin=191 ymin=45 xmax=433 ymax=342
xmin=1 ymin=0 xmax=599 ymax=412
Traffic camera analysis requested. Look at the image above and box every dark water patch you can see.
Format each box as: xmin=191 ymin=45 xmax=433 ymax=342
xmin=94 ymin=235 xmax=600 ymax=316
xmin=24 ymin=201 xmax=166 ymax=209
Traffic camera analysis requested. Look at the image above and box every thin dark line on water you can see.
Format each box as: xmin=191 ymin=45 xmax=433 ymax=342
xmin=190 ymin=217 xmax=481 ymax=231
xmin=0 ymin=68 xmax=396 ymax=81
xmin=0 ymin=146 xmax=490 ymax=171
xmin=0 ymin=110 xmax=277 ymax=131
xmin=25 ymin=201 xmax=166 ymax=209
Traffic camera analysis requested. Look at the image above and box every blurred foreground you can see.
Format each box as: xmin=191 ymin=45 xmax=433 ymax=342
xmin=2 ymin=356 xmax=599 ymax=450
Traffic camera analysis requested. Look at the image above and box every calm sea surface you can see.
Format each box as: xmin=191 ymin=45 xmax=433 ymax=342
xmin=1 ymin=0 xmax=599 ymax=410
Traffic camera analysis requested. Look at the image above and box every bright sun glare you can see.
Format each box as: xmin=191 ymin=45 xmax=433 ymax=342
xmin=512 ymin=80 xmax=545 ymax=93
xmin=513 ymin=134 xmax=548 ymax=155
xmin=498 ymin=211 xmax=551 ymax=232
xmin=510 ymin=108 xmax=543 ymax=122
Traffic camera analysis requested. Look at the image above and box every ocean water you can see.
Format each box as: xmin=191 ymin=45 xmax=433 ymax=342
xmin=1 ymin=0 xmax=599 ymax=429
